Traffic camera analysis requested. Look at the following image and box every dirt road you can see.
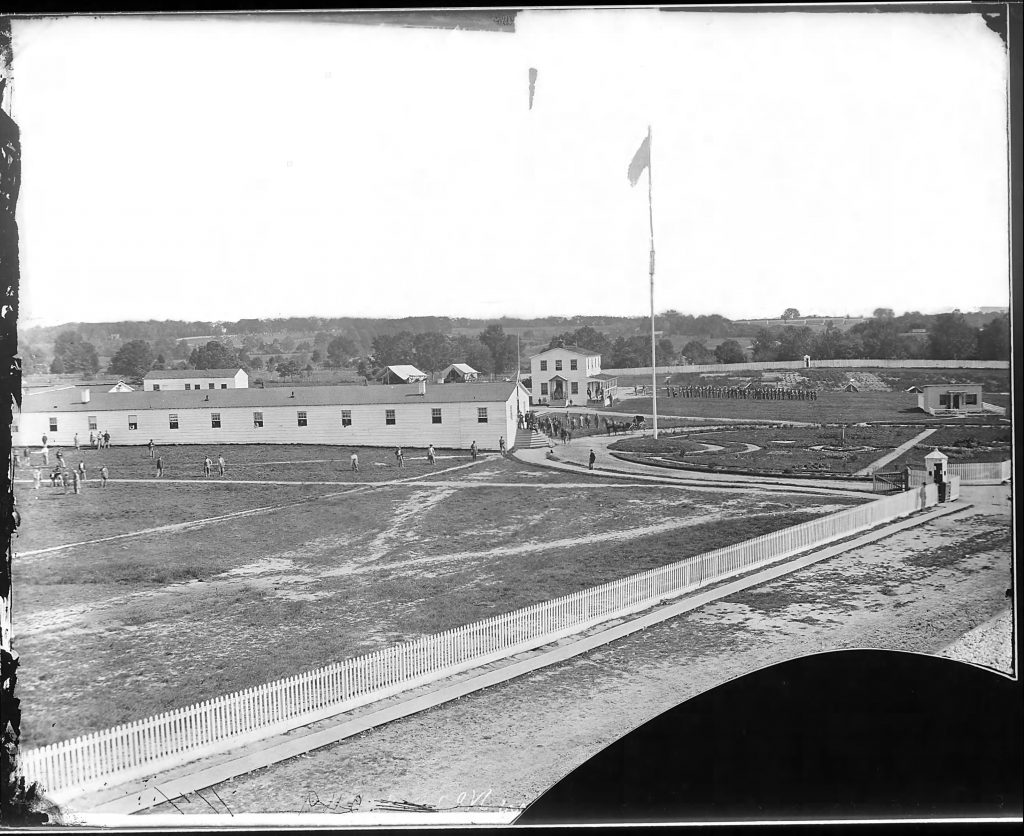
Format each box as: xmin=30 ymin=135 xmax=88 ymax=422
xmin=141 ymin=485 xmax=1013 ymax=818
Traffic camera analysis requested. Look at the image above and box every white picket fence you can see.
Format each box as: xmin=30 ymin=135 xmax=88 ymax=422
xmin=605 ymin=359 xmax=1010 ymax=376
xmin=910 ymin=460 xmax=1011 ymax=484
xmin=19 ymin=486 xmax=939 ymax=799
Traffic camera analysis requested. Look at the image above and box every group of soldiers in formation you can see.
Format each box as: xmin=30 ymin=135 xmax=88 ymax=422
xmin=666 ymin=385 xmax=818 ymax=401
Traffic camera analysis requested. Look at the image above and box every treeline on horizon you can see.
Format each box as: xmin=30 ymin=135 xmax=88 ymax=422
xmin=18 ymin=307 xmax=1010 ymax=382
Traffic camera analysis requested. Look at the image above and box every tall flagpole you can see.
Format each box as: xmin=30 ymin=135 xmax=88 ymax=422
xmin=647 ymin=124 xmax=658 ymax=439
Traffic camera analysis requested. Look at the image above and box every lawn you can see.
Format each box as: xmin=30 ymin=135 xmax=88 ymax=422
xmin=603 ymin=391 xmax=1009 ymax=426
xmin=13 ymin=457 xmax=862 ymax=748
xmin=886 ymin=426 xmax=1013 ymax=470
xmin=608 ymin=425 xmax=924 ymax=475
xmin=12 ymin=443 xmax=480 ymax=484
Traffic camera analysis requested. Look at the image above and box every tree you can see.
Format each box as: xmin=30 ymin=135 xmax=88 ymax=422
xmin=680 ymin=340 xmax=714 ymax=364
xmin=873 ymin=307 xmax=895 ymax=319
xmin=326 ymin=335 xmax=358 ymax=367
xmin=977 ymin=314 xmax=1009 ymax=360
xmin=249 ymin=356 xmax=264 ymax=371
xmin=371 ymin=331 xmax=416 ymax=367
xmin=479 ymin=324 xmax=516 ymax=373
xmin=310 ymin=350 xmax=322 ymax=365
xmin=714 ymin=340 xmax=746 ymax=364
xmin=51 ymin=330 xmax=100 ymax=374
xmin=189 ymin=341 xmax=240 ymax=370
xmin=277 ymin=359 xmax=301 ymax=379
xmin=413 ymin=332 xmax=453 ymax=372
xmin=927 ymin=313 xmax=978 ymax=360
xmin=108 ymin=339 xmax=154 ymax=380
xmin=850 ymin=318 xmax=904 ymax=359
xmin=781 ymin=308 xmax=801 ymax=320
xmin=776 ymin=326 xmax=815 ymax=361
xmin=750 ymin=328 xmax=781 ymax=362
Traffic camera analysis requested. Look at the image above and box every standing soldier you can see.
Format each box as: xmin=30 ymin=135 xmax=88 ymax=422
xmin=78 ymin=460 xmax=86 ymax=483
xmin=589 ymin=448 xmax=596 ymax=471
xmin=61 ymin=469 xmax=69 ymax=495
xmin=148 ymin=439 xmax=156 ymax=458
xmin=89 ymin=431 xmax=95 ymax=448
xmin=41 ymin=444 xmax=49 ymax=466
xmin=350 ymin=452 xmax=359 ymax=472
xmin=74 ymin=432 xmax=80 ymax=451
xmin=470 ymin=441 xmax=478 ymax=461
xmin=203 ymin=457 xmax=212 ymax=477
xmin=427 ymin=445 xmax=436 ymax=465
xmin=218 ymin=455 xmax=226 ymax=476
xmin=103 ymin=431 xmax=111 ymax=448
xmin=32 ymin=468 xmax=41 ymax=491
xmin=41 ymin=433 xmax=48 ymax=448
xmin=71 ymin=468 xmax=80 ymax=495
xmin=499 ymin=436 xmax=507 ymax=457
xmin=155 ymin=456 xmax=163 ymax=478
xmin=100 ymin=465 xmax=109 ymax=487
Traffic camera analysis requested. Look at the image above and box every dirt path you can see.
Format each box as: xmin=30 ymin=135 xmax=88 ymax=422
xmin=143 ymin=490 xmax=1012 ymax=816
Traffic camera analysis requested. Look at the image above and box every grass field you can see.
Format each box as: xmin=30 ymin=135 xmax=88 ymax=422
xmin=886 ymin=426 xmax=1013 ymax=470
xmin=603 ymin=391 xmax=1009 ymax=425
xmin=13 ymin=450 xmax=863 ymax=748
xmin=608 ymin=425 xmax=924 ymax=475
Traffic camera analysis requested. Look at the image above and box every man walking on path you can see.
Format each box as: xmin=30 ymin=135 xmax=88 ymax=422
xmin=218 ymin=455 xmax=226 ymax=476
xmin=394 ymin=447 xmax=404 ymax=468
xmin=155 ymin=456 xmax=163 ymax=478
xmin=350 ymin=452 xmax=359 ymax=472
xmin=589 ymin=449 xmax=596 ymax=471
xmin=427 ymin=445 xmax=436 ymax=465
xmin=203 ymin=457 xmax=212 ymax=477
xmin=148 ymin=439 xmax=156 ymax=458
xmin=100 ymin=466 xmax=109 ymax=487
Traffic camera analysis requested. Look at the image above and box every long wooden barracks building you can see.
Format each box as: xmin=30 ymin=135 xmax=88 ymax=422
xmin=13 ymin=379 xmax=530 ymax=452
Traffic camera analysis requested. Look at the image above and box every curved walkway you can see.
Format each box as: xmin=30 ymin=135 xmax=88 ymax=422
xmin=514 ymin=432 xmax=873 ymax=498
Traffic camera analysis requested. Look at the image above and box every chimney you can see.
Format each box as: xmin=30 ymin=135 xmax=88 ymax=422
xmin=81 ymin=388 xmax=90 ymax=403
xmin=418 ymin=379 xmax=426 ymax=396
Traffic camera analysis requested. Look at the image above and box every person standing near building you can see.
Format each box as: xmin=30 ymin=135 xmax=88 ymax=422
xmin=74 ymin=433 xmax=80 ymax=451
xmin=218 ymin=455 xmax=226 ymax=476
xmin=203 ymin=456 xmax=212 ymax=477
xmin=71 ymin=468 xmax=80 ymax=495
xmin=350 ymin=452 xmax=359 ymax=472
xmin=148 ymin=439 xmax=156 ymax=458
xmin=41 ymin=444 xmax=49 ymax=466
xmin=155 ymin=456 xmax=163 ymax=478
xmin=55 ymin=449 xmax=65 ymax=470
xmin=499 ymin=436 xmax=507 ymax=457
xmin=470 ymin=441 xmax=478 ymax=461
xmin=100 ymin=465 xmax=109 ymax=487
xmin=78 ymin=460 xmax=86 ymax=483
xmin=89 ymin=431 xmax=95 ymax=448
xmin=41 ymin=433 xmax=48 ymax=448
xmin=589 ymin=449 xmax=596 ymax=471
xmin=103 ymin=431 xmax=111 ymax=449
xmin=397 ymin=448 xmax=405 ymax=468
xmin=427 ymin=444 xmax=436 ymax=465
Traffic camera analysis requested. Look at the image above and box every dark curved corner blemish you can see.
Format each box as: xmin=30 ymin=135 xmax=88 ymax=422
xmin=0 ymin=16 xmax=60 ymax=827
xmin=517 ymin=650 xmax=1023 ymax=825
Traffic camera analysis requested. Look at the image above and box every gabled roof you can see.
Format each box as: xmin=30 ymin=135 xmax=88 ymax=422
xmin=442 ymin=363 xmax=479 ymax=376
xmin=145 ymin=368 xmax=245 ymax=380
xmin=21 ymin=381 xmax=519 ymax=413
xmin=531 ymin=345 xmax=601 ymax=358
xmin=383 ymin=365 xmax=428 ymax=380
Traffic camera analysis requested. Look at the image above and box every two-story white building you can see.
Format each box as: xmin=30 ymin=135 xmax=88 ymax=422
xmin=528 ymin=344 xmax=618 ymax=407
xmin=143 ymin=368 xmax=249 ymax=391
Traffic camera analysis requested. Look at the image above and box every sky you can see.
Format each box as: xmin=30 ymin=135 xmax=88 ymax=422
xmin=10 ymin=8 xmax=1011 ymax=327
